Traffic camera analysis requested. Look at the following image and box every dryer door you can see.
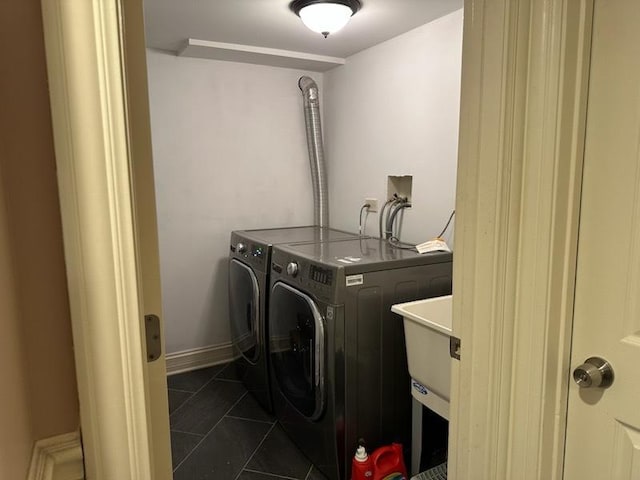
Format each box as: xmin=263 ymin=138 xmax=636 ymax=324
xmin=269 ymin=281 xmax=325 ymax=421
xmin=229 ymin=259 xmax=260 ymax=364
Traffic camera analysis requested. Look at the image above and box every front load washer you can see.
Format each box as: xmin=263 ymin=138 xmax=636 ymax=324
xmin=268 ymin=238 xmax=453 ymax=480
xmin=228 ymin=226 xmax=360 ymax=413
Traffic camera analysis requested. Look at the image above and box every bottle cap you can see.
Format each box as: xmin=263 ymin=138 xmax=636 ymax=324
xmin=355 ymin=445 xmax=368 ymax=461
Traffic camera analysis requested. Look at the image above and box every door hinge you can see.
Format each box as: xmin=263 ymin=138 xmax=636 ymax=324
xmin=144 ymin=314 xmax=161 ymax=362
xmin=450 ymin=336 xmax=461 ymax=360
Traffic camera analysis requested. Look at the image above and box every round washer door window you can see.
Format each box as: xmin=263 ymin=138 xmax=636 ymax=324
xmin=269 ymin=281 xmax=325 ymax=420
xmin=229 ymin=259 xmax=260 ymax=364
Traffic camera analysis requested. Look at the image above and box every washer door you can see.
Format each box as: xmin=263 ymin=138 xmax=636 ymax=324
xmin=269 ymin=281 xmax=325 ymax=421
xmin=229 ymin=259 xmax=260 ymax=364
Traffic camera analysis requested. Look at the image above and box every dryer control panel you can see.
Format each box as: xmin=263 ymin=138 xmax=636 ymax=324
xmin=310 ymin=265 xmax=333 ymax=286
xmin=271 ymin=254 xmax=337 ymax=302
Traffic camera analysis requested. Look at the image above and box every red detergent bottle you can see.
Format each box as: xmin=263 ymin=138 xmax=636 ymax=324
xmin=351 ymin=439 xmax=374 ymax=480
xmin=370 ymin=443 xmax=408 ymax=480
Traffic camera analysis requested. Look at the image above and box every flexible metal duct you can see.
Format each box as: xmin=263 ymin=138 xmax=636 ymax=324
xmin=299 ymin=76 xmax=329 ymax=227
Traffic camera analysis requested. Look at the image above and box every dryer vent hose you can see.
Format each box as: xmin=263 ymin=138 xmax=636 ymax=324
xmin=299 ymin=76 xmax=329 ymax=228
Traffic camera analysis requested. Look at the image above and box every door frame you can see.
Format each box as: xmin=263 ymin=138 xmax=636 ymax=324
xmin=41 ymin=1 xmax=154 ymax=478
xmin=450 ymin=1 xmax=593 ymax=479
xmin=40 ymin=0 xmax=594 ymax=479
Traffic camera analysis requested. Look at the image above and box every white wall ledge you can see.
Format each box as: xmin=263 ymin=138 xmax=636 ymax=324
xmin=178 ymin=38 xmax=345 ymax=72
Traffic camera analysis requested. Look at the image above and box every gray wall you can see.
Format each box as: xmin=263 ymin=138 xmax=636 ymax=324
xmin=147 ymin=51 xmax=317 ymax=353
xmin=147 ymin=9 xmax=463 ymax=355
xmin=324 ymin=9 xmax=463 ymax=245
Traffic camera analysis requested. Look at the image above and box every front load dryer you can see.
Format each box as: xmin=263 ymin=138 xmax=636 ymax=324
xmin=268 ymin=238 xmax=453 ymax=480
xmin=228 ymin=226 xmax=360 ymax=413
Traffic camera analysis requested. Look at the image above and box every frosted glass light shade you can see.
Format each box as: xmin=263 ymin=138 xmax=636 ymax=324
xmin=298 ymin=3 xmax=354 ymax=37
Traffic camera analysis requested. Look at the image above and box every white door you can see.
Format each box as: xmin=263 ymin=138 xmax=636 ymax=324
xmin=564 ymin=0 xmax=640 ymax=478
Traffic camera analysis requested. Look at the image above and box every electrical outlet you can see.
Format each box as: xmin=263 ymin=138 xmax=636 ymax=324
xmin=365 ymin=198 xmax=378 ymax=212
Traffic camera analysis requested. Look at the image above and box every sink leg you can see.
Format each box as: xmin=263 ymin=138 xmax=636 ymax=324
xmin=412 ymin=396 xmax=423 ymax=476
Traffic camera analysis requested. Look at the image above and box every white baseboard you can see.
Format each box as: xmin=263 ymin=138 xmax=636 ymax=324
xmin=27 ymin=431 xmax=84 ymax=480
xmin=166 ymin=342 xmax=237 ymax=375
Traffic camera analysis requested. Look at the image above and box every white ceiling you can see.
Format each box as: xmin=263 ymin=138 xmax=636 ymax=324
xmin=143 ymin=0 xmax=463 ymax=59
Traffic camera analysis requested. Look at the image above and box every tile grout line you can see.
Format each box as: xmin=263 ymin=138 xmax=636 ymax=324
xmin=243 ymin=467 xmax=300 ymax=479
xmin=215 ymin=377 xmax=243 ymax=383
xmin=214 ymin=361 xmax=242 ymax=381
xmin=225 ymin=414 xmax=276 ymax=425
xmin=169 ymin=429 xmax=204 ymax=437
xmin=168 ymin=391 xmax=196 ymax=419
xmin=172 ymin=389 xmax=249 ymax=473
xmin=169 ymin=365 xmax=225 ymax=394
xmin=168 ymin=367 xmax=223 ymax=418
xmin=232 ymin=421 xmax=277 ymax=480
xmin=167 ymin=387 xmax=198 ymax=394
xmin=303 ymin=464 xmax=314 ymax=480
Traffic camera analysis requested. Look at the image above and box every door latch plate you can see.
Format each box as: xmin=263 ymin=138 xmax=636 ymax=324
xmin=450 ymin=336 xmax=461 ymax=360
xmin=145 ymin=314 xmax=161 ymax=362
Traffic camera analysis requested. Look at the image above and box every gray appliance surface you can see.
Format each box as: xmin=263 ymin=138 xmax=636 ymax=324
xmin=228 ymin=226 xmax=361 ymax=413
xmin=233 ymin=225 xmax=359 ymax=249
xmin=271 ymin=236 xmax=452 ymax=276
xmin=268 ymin=238 xmax=453 ymax=480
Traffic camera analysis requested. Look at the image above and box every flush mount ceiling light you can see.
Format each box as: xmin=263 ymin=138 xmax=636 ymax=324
xmin=289 ymin=0 xmax=362 ymax=38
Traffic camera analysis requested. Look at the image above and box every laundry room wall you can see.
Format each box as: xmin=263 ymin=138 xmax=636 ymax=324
xmin=323 ymin=9 xmax=463 ymax=246
xmin=147 ymin=9 xmax=463 ymax=359
xmin=146 ymin=50 xmax=317 ymax=356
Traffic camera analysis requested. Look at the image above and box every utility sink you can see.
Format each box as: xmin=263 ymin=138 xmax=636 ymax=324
xmin=391 ymin=295 xmax=452 ymax=420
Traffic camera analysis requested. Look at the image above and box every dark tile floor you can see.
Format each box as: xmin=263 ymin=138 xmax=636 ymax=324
xmin=168 ymin=362 xmax=328 ymax=480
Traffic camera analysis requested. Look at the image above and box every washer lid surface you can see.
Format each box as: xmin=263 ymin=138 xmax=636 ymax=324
xmin=234 ymin=226 xmax=359 ymax=246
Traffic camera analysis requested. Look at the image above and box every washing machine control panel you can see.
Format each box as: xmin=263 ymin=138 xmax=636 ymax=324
xmin=232 ymin=242 xmax=265 ymax=258
xmin=251 ymin=245 xmax=265 ymax=258
xmin=231 ymin=238 xmax=267 ymax=271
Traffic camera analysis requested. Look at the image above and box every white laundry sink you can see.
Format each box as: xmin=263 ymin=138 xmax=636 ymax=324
xmin=391 ymin=295 xmax=452 ymax=420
